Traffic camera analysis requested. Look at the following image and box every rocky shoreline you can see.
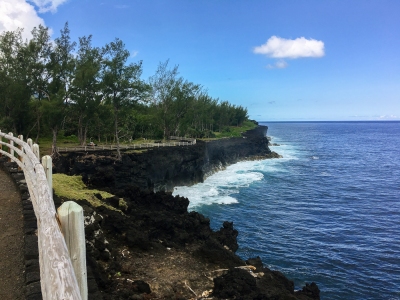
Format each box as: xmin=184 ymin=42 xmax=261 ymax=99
xmin=53 ymin=125 xmax=320 ymax=299
xmin=55 ymin=125 xmax=281 ymax=193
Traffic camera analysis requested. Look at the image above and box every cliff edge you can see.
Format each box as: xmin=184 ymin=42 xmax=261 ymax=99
xmin=55 ymin=125 xmax=280 ymax=192
xmin=53 ymin=126 xmax=319 ymax=299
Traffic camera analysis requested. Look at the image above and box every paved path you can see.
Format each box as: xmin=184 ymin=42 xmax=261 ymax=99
xmin=0 ymin=168 xmax=25 ymax=299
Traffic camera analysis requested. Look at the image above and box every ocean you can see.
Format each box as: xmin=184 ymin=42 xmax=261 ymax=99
xmin=173 ymin=121 xmax=400 ymax=300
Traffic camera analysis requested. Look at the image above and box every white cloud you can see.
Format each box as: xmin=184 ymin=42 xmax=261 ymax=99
xmin=29 ymin=0 xmax=68 ymax=13
xmin=0 ymin=0 xmax=67 ymax=40
xmin=0 ymin=0 xmax=45 ymax=40
xmin=131 ymin=50 xmax=138 ymax=57
xmin=254 ymin=36 xmax=325 ymax=59
xmin=266 ymin=59 xmax=288 ymax=69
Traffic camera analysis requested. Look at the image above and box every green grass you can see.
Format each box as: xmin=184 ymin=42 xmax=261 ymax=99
xmin=53 ymin=173 xmax=125 ymax=212
xmin=124 ymin=149 xmax=149 ymax=154
xmin=35 ymin=120 xmax=257 ymax=153
xmin=37 ymin=133 xmax=152 ymax=155
xmin=205 ymin=120 xmax=257 ymax=140
xmin=37 ymin=133 xmax=80 ymax=155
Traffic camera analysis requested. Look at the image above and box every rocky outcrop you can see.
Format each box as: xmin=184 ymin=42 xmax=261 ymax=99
xmin=55 ymin=125 xmax=280 ymax=192
xmin=52 ymin=126 xmax=319 ymax=299
xmin=59 ymin=186 xmax=319 ymax=299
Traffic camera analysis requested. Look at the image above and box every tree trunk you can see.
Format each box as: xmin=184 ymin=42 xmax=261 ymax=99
xmin=26 ymin=121 xmax=37 ymax=140
xmin=35 ymin=115 xmax=41 ymax=143
xmin=51 ymin=126 xmax=59 ymax=158
xmin=163 ymin=118 xmax=167 ymax=140
xmin=83 ymin=125 xmax=88 ymax=146
xmin=114 ymin=107 xmax=121 ymax=159
xmin=78 ymin=115 xmax=83 ymax=145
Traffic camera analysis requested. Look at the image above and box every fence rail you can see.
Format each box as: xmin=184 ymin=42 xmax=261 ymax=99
xmin=169 ymin=136 xmax=197 ymax=143
xmin=0 ymin=132 xmax=197 ymax=297
xmin=0 ymin=130 xmax=82 ymax=300
xmin=57 ymin=137 xmax=196 ymax=153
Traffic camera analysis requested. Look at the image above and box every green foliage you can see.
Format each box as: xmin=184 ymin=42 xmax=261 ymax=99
xmin=149 ymin=60 xmax=201 ymax=138
xmin=102 ymin=38 xmax=151 ymax=158
xmin=212 ymin=120 xmax=257 ymax=138
xmin=53 ymin=174 xmax=123 ymax=212
xmin=0 ymin=29 xmax=32 ymax=133
xmin=70 ymin=35 xmax=103 ymax=145
xmin=0 ymin=24 xmax=254 ymax=149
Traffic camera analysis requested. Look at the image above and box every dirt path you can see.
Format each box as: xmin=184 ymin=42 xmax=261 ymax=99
xmin=0 ymin=168 xmax=25 ymax=299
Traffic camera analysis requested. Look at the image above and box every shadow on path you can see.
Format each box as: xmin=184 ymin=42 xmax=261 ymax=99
xmin=0 ymin=167 xmax=25 ymax=299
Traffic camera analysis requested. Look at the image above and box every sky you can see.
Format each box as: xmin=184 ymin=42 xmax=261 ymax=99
xmin=1 ymin=0 xmax=399 ymax=121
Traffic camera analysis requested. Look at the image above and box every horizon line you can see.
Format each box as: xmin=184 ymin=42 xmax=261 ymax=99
xmin=257 ymin=120 xmax=400 ymax=123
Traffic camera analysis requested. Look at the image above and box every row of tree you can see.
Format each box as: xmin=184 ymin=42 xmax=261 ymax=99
xmin=0 ymin=23 xmax=249 ymax=158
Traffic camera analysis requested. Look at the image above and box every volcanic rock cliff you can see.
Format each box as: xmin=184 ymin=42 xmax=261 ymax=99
xmin=53 ymin=126 xmax=319 ymax=300
xmin=55 ymin=125 xmax=280 ymax=193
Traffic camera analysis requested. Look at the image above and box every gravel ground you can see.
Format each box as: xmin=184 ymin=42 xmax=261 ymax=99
xmin=0 ymin=168 xmax=25 ymax=299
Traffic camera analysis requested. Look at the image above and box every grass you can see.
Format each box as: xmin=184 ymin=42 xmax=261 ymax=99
xmin=38 ymin=133 xmax=156 ymax=155
xmin=204 ymin=120 xmax=257 ymax=140
xmin=35 ymin=120 xmax=258 ymax=153
xmin=37 ymin=134 xmax=79 ymax=155
xmin=53 ymin=173 xmax=125 ymax=212
xmin=124 ymin=149 xmax=148 ymax=154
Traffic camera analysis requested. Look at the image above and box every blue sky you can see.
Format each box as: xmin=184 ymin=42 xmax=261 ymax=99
xmin=1 ymin=0 xmax=399 ymax=121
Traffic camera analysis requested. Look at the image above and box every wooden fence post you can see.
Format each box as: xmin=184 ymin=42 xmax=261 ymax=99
xmin=57 ymin=201 xmax=88 ymax=300
xmin=1 ymin=132 xmax=83 ymax=298
xmin=17 ymin=135 xmax=23 ymax=170
xmin=8 ymin=132 xmax=14 ymax=162
xmin=41 ymin=155 xmax=52 ymax=194
xmin=27 ymin=138 xmax=33 ymax=149
xmin=32 ymin=143 xmax=40 ymax=160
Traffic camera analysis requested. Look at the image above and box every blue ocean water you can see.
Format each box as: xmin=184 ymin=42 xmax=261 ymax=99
xmin=173 ymin=122 xmax=400 ymax=300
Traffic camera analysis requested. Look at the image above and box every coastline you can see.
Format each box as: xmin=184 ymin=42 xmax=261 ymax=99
xmin=52 ymin=125 xmax=320 ymax=299
xmin=55 ymin=125 xmax=281 ymax=193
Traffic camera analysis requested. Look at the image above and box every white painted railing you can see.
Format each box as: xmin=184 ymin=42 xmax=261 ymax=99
xmin=56 ymin=136 xmax=197 ymax=153
xmin=0 ymin=130 xmax=82 ymax=300
xmin=169 ymin=136 xmax=197 ymax=144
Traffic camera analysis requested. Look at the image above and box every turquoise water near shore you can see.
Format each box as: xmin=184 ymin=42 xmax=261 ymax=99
xmin=173 ymin=121 xmax=400 ymax=300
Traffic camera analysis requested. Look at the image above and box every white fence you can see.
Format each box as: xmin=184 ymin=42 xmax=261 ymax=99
xmin=57 ymin=137 xmax=196 ymax=153
xmin=169 ymin=136 xmax=196 ymax=144
xmin=0 ymin=130 xmax=83 ymax=300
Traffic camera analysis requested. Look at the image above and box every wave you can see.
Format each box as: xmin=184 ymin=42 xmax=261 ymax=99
xmin=173 ymin=160 xmax=266 ymax=210
xmin=173 ymin=143 xmax=300 ymax=210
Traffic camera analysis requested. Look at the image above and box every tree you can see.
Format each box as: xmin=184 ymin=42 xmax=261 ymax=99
xmin=0 ymin=25 xmax=252 ymax=150
xmin=0 ymin=29 xmax=32 ymax=133
xmin=102 ymin=38 xmax=150 ymax=159
xmin=182 ymin=92 xmax=217 ymax=137
xmin=25 ymin=24 xmax=53 ymax=141
xmin=149 ymin=60 xmax=200 ymax=138
xmin=168 ymin=80 xmax=200 ymax=136
xmin=45 ymin=22 xmax=76 ymax=156
xmin=70 ymin=35 xmax=103 ymax=145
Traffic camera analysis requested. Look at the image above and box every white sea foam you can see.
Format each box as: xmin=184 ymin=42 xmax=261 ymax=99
xmin=173 ymin=136 xmax=301 ymax=210
xmin=270 ymin=144 xmax=299 ymax=161
xmin=173 ymin=158 xmax=285 ymax=210
xmin=173 ymin=160 xmax=267 ymax=209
